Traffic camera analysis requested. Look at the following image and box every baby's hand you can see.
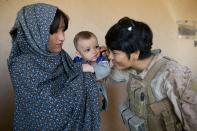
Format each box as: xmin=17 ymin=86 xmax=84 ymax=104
xmin=82 ymin=64 xmax=95 ymax=73
xmin=99 ymin=46 xmax=109 ymax=57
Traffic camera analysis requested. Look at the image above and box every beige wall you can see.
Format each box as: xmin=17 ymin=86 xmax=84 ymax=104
xmin=0 ymin=0 xmax=197 ymax=130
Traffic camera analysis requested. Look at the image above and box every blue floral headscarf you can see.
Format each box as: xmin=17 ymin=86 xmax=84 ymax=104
xmin=8 ymin=3 xmax=100 ymax=130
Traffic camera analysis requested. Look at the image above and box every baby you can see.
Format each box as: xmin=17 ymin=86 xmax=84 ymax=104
xmin=73 ymin=31 xmax=110 ymax=111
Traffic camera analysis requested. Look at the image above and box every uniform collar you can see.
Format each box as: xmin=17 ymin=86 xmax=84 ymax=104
xmin=130 ymin=53 xmax=164 ymax=80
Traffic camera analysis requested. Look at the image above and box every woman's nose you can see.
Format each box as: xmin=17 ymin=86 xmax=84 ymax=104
xmin=58 ymin=32 xmax=65 ymax=42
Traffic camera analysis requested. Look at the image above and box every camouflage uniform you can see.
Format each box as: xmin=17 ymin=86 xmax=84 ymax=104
xmin=111 ymin=53 xmax=197 ymax=131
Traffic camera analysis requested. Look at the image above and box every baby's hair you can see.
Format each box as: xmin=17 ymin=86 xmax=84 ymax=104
xmin=73 ymin=31 xmax=98 ymax=50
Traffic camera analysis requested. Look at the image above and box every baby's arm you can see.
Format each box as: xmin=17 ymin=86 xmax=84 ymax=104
xmin=82 ymin=64 xmax=95 ymax=73
xmin=82 ymin=62 xmax=111 ymax=80
xmin=92 ymin=61 xmax=111 ymax=80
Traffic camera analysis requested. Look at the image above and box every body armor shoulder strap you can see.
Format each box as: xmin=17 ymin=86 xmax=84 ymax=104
xmin=143 ymin=56 xmax=170 ymax=104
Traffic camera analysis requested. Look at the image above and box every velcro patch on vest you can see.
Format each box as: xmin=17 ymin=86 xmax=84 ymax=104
xmin=149 ymin=98 xmax=172 ymax=115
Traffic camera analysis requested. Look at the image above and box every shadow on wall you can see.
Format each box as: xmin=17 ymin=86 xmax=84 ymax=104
xmin=0 ymin=79 xmax=14 ymax=131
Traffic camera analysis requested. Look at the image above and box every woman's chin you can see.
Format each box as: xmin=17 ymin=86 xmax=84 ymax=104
xmin=113 ymin=65 xmax=121 ymax=70
xmin=113 ymin=65 xmax=127 ymax=70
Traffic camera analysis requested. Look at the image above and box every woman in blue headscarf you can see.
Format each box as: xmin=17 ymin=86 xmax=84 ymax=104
xmin=8 ymin=3 xmax=100 ymax=130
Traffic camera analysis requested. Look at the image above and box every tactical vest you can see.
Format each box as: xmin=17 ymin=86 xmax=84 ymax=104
xmin=120 ymin=57 xmax=183 ymax=131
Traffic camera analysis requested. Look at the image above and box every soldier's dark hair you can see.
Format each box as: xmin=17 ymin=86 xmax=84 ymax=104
xmin=105 ymin=17 xmax=153 ymax=59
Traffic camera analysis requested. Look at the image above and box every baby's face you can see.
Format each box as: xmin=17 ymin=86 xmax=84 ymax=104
xmin=77 ymin=36 xmax=100 ymax=63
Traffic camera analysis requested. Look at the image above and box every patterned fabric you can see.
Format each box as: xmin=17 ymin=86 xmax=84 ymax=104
xmin=8 ymin=3 xmax=100 ymax=131
xmin=73 ymin=55 xmax=110 ymax=111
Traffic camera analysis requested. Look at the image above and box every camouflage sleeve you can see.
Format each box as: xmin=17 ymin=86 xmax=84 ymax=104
xmin=164 ymin=61 xmax=197 ymax=131
xmin=109 ymin=68 xmax=130 ymax=82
